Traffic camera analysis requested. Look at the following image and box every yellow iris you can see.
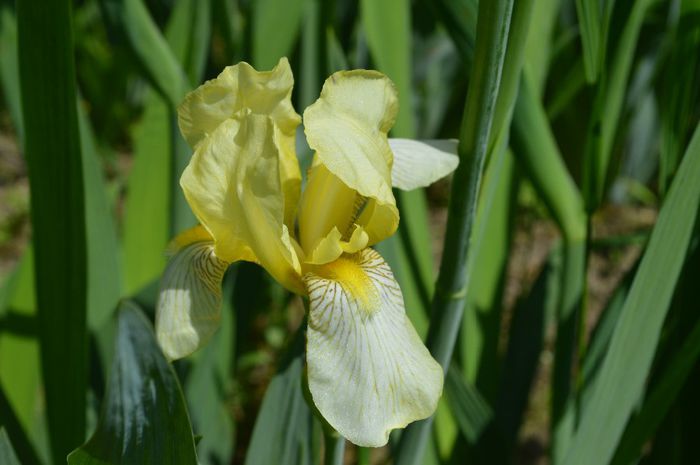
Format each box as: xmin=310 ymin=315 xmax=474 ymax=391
xmin=155 ymin=58 xmax=459 ymax=447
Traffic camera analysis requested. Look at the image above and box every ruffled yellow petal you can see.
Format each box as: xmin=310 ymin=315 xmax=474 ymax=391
xmin=303 ymin=70 xmax=400 ymax=244
xmin=156 ymin=226 xmax=230 ymax=360
xmin=180 ymin=111 xmax=304 ymax=294
xmin=304 ymin=248 xmax=443 ymax=447
xmin=177 ymin=57 xmax=302 ymax=227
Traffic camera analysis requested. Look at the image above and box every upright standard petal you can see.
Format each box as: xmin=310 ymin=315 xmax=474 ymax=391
xmin=178 ymin=57 xmax=302 ymax=227
xmin=304 ymin=248 xmax=443 ymax=447
xmin=180 ymin=111 xmax=304 ymax=294
xmin=388 ymin=139 xmax=460 ymax=190
xmin=303 ymin=70 xmax=400 ymax=245
xmin=156 ymin=226 xmax=231 ymax=360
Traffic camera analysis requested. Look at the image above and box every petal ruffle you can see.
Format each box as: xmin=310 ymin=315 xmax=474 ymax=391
xmin=156 ymin=226 xmax=230 ymax=360
xmin=304 ymin=248 xmax=443 ymax=447
xmin=180 ymin=111 xmax=304 ymax=294
xmin=303 ymin=70 xmax=399 ymax=244
xmin=388 ymin=139 xmax=459 ymax=190
xmin=177 ymin=57 xmax=301 ymax=227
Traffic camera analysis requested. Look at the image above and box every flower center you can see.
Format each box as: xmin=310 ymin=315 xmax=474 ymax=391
xmin=298 ymin=163 xmax=366 ymax=254
xmin=311 ymin=254 xmax=379 ymax=312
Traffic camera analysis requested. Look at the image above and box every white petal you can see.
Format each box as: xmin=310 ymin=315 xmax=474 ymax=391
xmin=156 ymin=238 xmax=228 ymax=361
xmin=389 ymin=138 xmax=459 ymax=190
xmin=304 ymin=248 xmax=443 ymax=447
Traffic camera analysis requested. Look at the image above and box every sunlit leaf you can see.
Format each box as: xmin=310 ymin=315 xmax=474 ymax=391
xmin=68 ymin=302 xmax=198 ymax=465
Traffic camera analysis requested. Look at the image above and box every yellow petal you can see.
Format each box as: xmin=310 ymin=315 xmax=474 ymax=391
xmin=305 ymin=225 xmax=370 ymax=265
xmin=298 ymin=163 xmax=360 ymax=253
xmin=177 ymin=58 xmax=302 ymax=227
xmin=304 ymin=248 xmax=443 ymax=447
xmin=388 ymin=139 xmax=460 ymax=190
xmin=303 ymin=70 xmax=399 ymax=244
xmin=180 ymin=111 xmax=304 ymax=294
xmin=156 ymin=226 xmax=229 ymax=360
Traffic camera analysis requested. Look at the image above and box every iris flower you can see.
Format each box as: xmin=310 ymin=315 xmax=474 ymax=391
xmin=156 ymin=58 xmax=459 ymax=447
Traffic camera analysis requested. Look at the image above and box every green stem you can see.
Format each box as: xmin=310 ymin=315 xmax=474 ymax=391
xmin=323 ymin=429 xmax=345 ymax=465
xmin=393 ymin=0 xmax=514 ymax=463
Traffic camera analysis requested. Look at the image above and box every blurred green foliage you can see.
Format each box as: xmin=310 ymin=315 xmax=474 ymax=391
xmin=0 ymin=0 xmax=699 ymax=464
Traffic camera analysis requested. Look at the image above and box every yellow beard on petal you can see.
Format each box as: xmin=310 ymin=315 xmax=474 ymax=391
xmin=311 ymin=254 xmax=379 ymax=313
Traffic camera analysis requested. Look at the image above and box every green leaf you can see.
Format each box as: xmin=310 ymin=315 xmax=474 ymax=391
xmin=165 ymin=0 xmax=211 ymax=85
xmin=0 ymin=389 xmax=41 ymax=465
xmin=17 ymin=0 xmax=88 ymax=461
xmin=100 ymin=0 xmax=189 ymax=107
xmin=77 ymin=104 xmax=122 ymax=329
xmin=0 ymin=428 xmax=21 ymax=465
xmin=251 ymin=0 xmax=305 ymax=70
xmin=512 ymin=70 xmax=586 ymax=241
xmin=582 ymin=0 xmax=653 ymax=211
xmin=612 ymin=315 xmax=700 ymax=465
xmin=0 ymin=249 xmax=46 ymax=463
xmin=444 ymin=367 xmax=493 ymax=444
xmin=68 ymin=301 xmax=198 ymax=465
xmin=461 ymin=146 xmax=515 ymax=398
xmin=494 ymin=240 xmax=562 ymax=448
xmin=574 ymin=0 xmax=601 ymax=82
xmin=429 ymin=0 xmax=478 ymax=67
xmin=122 ymin=92 xmax=171 ymax=295
xmin=563 ymin=122 xmax=700 ymax=465
xmin=244 ymin=327 xmax=320 ymax=465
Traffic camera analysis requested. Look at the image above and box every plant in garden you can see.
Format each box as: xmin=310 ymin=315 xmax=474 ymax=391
xmin=155 ymin=58 xmax=459 ymax=447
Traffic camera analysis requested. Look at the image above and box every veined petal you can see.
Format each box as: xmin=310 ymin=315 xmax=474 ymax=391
xmin=156 ymin=226 xmax=230 ymax=360
xmin=304 ymin=248 xmax=443 ymax=447
xmin=303 ymin=70 xmax=399 ymax=243
xmin=389 ymin=139 xmax=460 ymax=190
xmin=181 ymin=111 xmax=304 ymax=294
xmin=177 ymin=57 xmax=302 ymax=227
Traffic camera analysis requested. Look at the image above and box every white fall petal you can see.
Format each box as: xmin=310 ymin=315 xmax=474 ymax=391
xmin=388 ymin=138 xmax=459 ymax=190
xmin=304 ymin=248 xmax=443 ymax=447
xmin=156 ymin=238 xmax=228 ymax=361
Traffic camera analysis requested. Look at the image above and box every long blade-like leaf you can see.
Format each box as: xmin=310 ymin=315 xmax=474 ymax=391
xmin=251 ymin=0 xmax=305 ymax=69
xmin=0 ymin=428 xmax=21 ymax=465
xmin=100 ymin=0 xmax=189 ymax=107
xmin=574 ymin=0 xmax=601 ymax=82
xmin=17 ymin=0 xmax=88 ymax=461
xmin=563 ymin=123 xmax=700 ymax=465
xmin=244 ymin=327 xmax=320 ymax=465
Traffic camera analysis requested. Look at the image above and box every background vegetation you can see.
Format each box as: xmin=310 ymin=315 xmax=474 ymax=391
xmin=0 ymin=0 xmax=699 ymax=464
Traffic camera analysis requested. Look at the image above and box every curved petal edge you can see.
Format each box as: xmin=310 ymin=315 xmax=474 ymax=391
xmin=304 ymin=248 xmax=443 ymax=447
xmin=156 ymin=228 xmax=228 ymax=360
xmin=389 ymin=138 xmax=459 ymax=190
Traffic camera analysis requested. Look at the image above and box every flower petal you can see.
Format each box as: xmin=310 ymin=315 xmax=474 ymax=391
xmin=306 ymin=225 xmax=370 ymax=265
xmin=178 ymin=57 xmax=302 ymax=227
xmin=303 ymin=71 xmax=400 ymax=244
xmin=304 ymin=248 xmax=443 ymax=447
xmin=388 ymin=139 xmax=460 ymax=190
xmin=181 ymin=111 xmax=304 ymax=294
xmin=156 ymin=226 xmax=231 ymax=360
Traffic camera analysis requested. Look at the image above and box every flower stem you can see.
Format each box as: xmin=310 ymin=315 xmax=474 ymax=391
xmin=393 ymin=0 xmax=515 ymax=463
